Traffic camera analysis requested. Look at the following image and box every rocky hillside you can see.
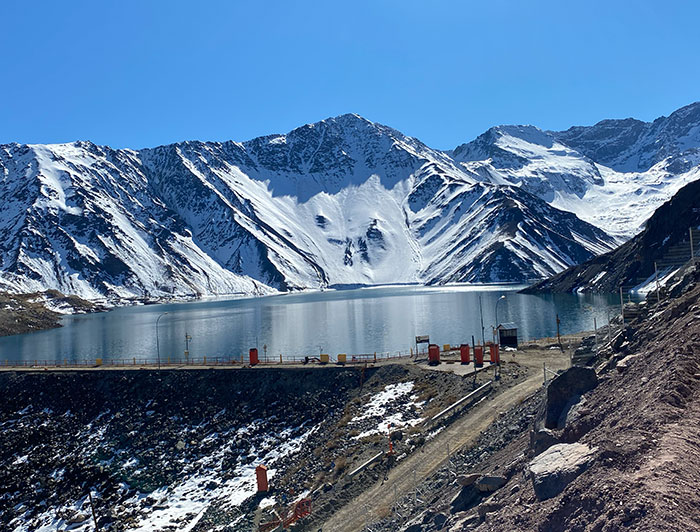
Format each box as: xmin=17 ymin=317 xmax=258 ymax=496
xmin=0 ymin=362 xmax=523 ymax=532
xmin=4 ymin=103 xmax=700 ymax=302
xmin=365 ymin=268 xmax=700 ymax=531
xmin=523 ymin=178 xmax=700 ymax=293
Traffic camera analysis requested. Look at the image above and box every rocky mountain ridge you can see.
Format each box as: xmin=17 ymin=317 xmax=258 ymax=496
xmin=2 ymin=104 xmax=700 ymax=301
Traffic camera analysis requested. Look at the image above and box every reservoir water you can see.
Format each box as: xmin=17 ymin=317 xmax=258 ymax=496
xmin=0 ymin=285 xmax=624 ymax=363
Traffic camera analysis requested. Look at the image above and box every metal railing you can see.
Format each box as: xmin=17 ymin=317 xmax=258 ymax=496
xmin=0 ymin=350 xmax=416 ymax=369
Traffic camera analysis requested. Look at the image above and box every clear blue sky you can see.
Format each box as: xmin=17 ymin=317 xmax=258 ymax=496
xmin=1 ymin=0 xmax=699 ymax=149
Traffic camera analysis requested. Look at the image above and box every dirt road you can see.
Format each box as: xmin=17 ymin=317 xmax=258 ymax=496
xmin=320 ymin=350 xmax=570 ymax=532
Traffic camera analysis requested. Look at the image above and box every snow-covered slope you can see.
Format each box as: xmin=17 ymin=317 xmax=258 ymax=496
xmin=450 ymin=103 xmax=700 ymax=239
xmin=4 ymin=104 xmax=700 ymax=301
xmin=0 ymin=142 xmax=266 ymax=300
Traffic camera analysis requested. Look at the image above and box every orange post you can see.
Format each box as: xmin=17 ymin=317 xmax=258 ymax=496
xmin=428 ymin=344 xmax=440 ymax=365
xmin=474 ymin=346 xmax=484 ymax=367
xmin=489 ymin=343 xmax=499 ymax=364
xmin=460 ymin=344 xmax=470 ymax=364
xmin=256 ymin=464 xmax=268 ymax=492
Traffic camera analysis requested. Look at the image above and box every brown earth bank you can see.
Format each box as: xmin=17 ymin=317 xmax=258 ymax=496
xmin=0 ymin=290 xmax=103 ymax=336
xmin=364 ymin=268 xmax=700 ymax=532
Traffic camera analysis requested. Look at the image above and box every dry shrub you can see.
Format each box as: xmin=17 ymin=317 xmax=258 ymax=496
xmin=333 ymin=456 xmax=348 ymax=476
xmin=374 ymin=504 xmax=392 ymax=519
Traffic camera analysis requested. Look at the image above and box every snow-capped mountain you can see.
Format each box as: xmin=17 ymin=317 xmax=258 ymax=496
xmin=523 ymin=178 xmax=700 ymax=294
xmin=555 ymin=102 xmax=700 ymax=172
xmin=2 ymin=104 xmax=699 ymax=301
xmin=451 ymin=102 xmax=700 ymax=240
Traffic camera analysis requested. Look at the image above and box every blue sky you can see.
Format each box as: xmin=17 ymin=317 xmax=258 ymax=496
xmin=1 ymin=1 xmax=699 ymax=149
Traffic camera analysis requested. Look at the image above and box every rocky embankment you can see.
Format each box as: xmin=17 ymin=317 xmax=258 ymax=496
xmin=373 ymin=268 xmax=700 ymax=531
xmin=0 ymin=290 xmax=103 ymax=336
xmin=0 ymin=360 xmax=525 ymax=531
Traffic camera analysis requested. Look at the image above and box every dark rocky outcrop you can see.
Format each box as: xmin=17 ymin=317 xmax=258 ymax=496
xmin=544 ymin=366 xmax=598 ymax=429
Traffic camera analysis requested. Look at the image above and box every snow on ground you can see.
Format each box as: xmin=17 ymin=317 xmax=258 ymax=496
xmin=632 ymin=266 xmax=680 ymax=295
xmin=11 ymin=417 xmax=317 ymax=532
xmin=126 ymin=424 xmax=317 ymax=531
xmin=349 ymin=382 xmax=425 ymax=439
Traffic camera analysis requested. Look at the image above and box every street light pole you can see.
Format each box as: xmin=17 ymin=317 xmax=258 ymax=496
xmin=156 ymin=312 xmax=169 ymax=371
xmin=494 ymin=295 xmax=506 ymax=344
xmin=478 ymin=296 xmax=485 ymax=346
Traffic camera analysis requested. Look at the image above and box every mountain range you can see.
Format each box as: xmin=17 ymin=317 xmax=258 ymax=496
xmin=2 ymin=102 xmax=700 ymax=301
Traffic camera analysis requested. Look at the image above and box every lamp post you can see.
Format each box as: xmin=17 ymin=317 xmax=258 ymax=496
xmin=478 ymin=296 xmax=485 ymax=346
xmin=156 ymin=312 xmax=169 ymax=371
xmin=494 ymin=295 xmax=506 ymax=344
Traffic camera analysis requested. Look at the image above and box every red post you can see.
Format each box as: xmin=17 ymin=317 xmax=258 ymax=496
xmin=249 ymin=348 xmax=259 ymax=366
xmin=428 ymin=344 xmax=440 ymax=365
xmin=387 ymin=422 xmax=394 ymax=455
xmin=489 ymin=343 xmax=499 ymax=364
xmin=460 ymin=344 xmax=471 ymax=364
xmin=256 ymin=464 xmax=268 ymax=492
xmin=474 ymin=345 xmax=484 ymax=367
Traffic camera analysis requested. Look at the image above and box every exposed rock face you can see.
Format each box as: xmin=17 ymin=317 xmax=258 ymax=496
xmin=528 ymin=443 xmax=598 ymax=500
xmin=9 ymin=102 xmax=700 ymax=301
xmin=554 ymin=102 xmax=700 ymax=173
xmin=545 ymin=366 xmax=598 ymax=429
xmin=0 ymin=114 xmax=622 ymax=302
xmin=450 ymin=485 xmax=480 ymax=513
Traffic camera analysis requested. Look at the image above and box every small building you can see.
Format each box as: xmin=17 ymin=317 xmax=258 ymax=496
xmin=497 ymin=323 xmax=518 ymax=348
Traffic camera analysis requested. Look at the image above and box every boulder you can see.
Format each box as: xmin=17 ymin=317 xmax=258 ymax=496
xmin=530 ymin=428 xmax=560 ymax=455
xmin=545 ymin=367 xmax=598 ymax=429
xmin=449 ymin=513 xmax=480 ymax=531
xmin=616 ymin=354 xmax=640 ymax=373
xmin=528 ymin=443 xmax=597 ymax=500
xmin=450 ymin=484 xmax=480 ymax=513
xmin=456 ymin=473 xmax=480 ymax=487
xmin=556 ymin=394 xmax=583 ymax=429
xmin=477 ymin=500 xmax=502 ymax=518
xmin=433 ymin=513 xmax=448 ymax=529
xmin=475 ymin=475 xmax=507 ymax=492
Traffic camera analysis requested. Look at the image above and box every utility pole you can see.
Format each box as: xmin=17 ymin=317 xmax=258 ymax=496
xmin=619 ymin=287 xmax=625 ymax=334
xmin=691 ymin=227 xmax=695 ymax=264
xmin=556 ymin=314 xmax=562 ymax=351
xmin=156 ymin=312 xmax=168 ymax=372
xmin=593 ymin=317 xmax=598 ymax=355
xmin=184 ymin=332 xmax=192 ymax=363
xmin=495 ymin=295 xmax=506 ymax=344
xmin=88 ymin=490 xmax=100 ymax=532
xmin=654 ymin=261 xmax=660 ymax=304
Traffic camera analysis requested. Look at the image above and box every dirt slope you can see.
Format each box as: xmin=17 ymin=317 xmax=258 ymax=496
xmin=319 ymin=350 xmax=571 ymax=532
xmin=480 ymin=280 xmax=700 ymax=531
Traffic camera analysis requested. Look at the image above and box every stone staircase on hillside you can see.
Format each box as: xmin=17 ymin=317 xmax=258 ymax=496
xmin=624 ymin=227 xmax=700 ymax=293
